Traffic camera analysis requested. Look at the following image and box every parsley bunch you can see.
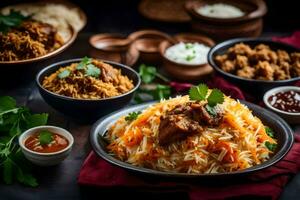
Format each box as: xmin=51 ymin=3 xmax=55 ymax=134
xmin=0 ymin=96 xmax=48 ymax=186
xmin=0 ymin=10 xmax=29 ymax=33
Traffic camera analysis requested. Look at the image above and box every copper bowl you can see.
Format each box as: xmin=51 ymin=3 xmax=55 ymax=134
xmin=129 ymin=30 xmax=174 ymax=64
xmin=89 ymin=33 xmax=139 ymax=67
xmin=159 ymin=33 xmax=215 ymax=82
xmin=0 ymin=26 xmax=77 ymax=67
xmin=185 ymin=0 xmax=267 ymax=41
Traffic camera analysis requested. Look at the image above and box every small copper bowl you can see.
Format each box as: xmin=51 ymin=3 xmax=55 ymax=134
xmin=185 ymin=0 xmax=267 ymax=41
xmin=89 ymin=33 xmax=138 ymax=66
xmin=129 ymin=30 xmax=174 ymax=64
xmin=159 ymin=33 xmax=215 ymax=82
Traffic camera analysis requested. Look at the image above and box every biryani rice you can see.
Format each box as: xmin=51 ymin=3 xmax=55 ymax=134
xmin=42 ymin=59 xmax=134 ymax=99
xmin=106 ymin=95 xmax=276 ymax=174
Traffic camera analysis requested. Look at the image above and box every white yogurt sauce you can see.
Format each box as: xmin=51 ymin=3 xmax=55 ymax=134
xmin=165 ymin=42 xmax=210 ymax=65
xmin=197 ymin=3 xmax=245 ymax=19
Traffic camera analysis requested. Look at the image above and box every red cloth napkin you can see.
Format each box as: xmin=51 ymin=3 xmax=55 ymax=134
xmin=273 ymin=31 xmax=300 ymax=49
xmin=78 ymin=135 xmax=300 ymax=200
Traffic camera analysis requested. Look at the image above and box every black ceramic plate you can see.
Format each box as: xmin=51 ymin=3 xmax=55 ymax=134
xmin=90 ymin=101 xmax=294 ymax=178
xmin=207 ymin=38 xmax=300 ymax=95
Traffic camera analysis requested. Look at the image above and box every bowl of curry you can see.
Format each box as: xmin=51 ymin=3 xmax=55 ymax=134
xmin=19 ymin=125 xmax=74 ymax=166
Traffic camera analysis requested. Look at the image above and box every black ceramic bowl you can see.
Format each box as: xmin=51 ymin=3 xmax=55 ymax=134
xmin=36 ymin=58 xmax=141 ymax=121
xmin=208 ymin=38 xmax=300 ymax=96
xmin=90 ymin=101 xmax=294 ymax=178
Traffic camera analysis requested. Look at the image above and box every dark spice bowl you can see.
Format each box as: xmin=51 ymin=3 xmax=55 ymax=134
xmin=263 ymin=86 xmax=300 ymax=124
xmin=36 ymin=58 xmax=141 ymax=121
xmin=207 ymin=38 xmax=300 ymax=96
xmin=185 ymin=0 xmax=267 ymax=41
xmin=159 ymin=33 xmax=215 ymax=81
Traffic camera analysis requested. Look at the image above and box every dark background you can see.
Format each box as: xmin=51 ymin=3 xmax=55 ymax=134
xmin=0 ymin=0 xmax=299 ymax=35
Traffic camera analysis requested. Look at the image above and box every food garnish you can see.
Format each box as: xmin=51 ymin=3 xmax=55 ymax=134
xmin=38 ymin=130 xmax=53 ymax=146
xmin=189 ymin=83 xmax=224 ymax=106
xmin=125 ymin=111 xmax=142 ymax=122
xmin=265 ymin=126 xmax=275 ymax=138
xmin=0 ymin=96 xmax=48 ymax=186
xmin=0 ymin=10 xmax=29 ymax=33
xmin=58 ymin=69 xmax=70 ymax=79
xmin=265 ymin=141 xmax=277 ymax=151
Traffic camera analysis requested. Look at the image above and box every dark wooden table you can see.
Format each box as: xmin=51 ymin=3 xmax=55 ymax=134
xmin=0 ymin=33 xmax=299 ymax=200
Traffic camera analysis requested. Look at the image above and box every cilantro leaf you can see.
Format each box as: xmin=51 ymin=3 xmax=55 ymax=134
xmin=265 ymin=141 xmax=277 ymax=152
xmin=0 ymin=10 xmax=29 ymax=33
xmin=39 ymin=130 xmax=53 ymax=146
xmin=205 ymin=104 xmax=217 ymax=116
xmin=125 ymin=111 xmax=142 ymax=121
xmin=139 ymin=64 xmax=157 ymax=84
xmin=265 ymin=127 xmax=274 ymax=138
xmin=58 ymin=69 xmax=70 ymax=79
xmin=76 ymin=56 xmax=92 ymax=70
xmin=189 ymin=84 xmax=208 ymax=101
xmin=85 ymin=64 xmax=101 ymax=78
xmin=207 ymin=89 xmax=224 ymax=107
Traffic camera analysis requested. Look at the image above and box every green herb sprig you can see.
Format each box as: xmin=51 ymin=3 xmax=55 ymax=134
xmin=0 ymin=96 xmax=48 ymax=187
xmin=58 ymin=57 xmax=101 ymax=79
xmin=0 ymin=10 xmax=29 ymax=33
xmin=125 ymin=111 xmax=142 ymax=121
xmin=189 ymin=84 xmax=224 ymax=115
xmin=38 ymin=130 xmax=53 ymax=146
xmin=265 ymin=141 xmax=277 ymax=152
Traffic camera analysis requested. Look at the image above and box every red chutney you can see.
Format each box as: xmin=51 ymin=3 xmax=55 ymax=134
xmin=25 ymin=132 xmax=69 ymax=153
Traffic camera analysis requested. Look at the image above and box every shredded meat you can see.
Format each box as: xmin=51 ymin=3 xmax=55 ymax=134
xmin=158 ymin=102 xmax=223 ymax=146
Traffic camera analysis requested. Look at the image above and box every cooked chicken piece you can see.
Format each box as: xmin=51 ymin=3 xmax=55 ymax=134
xmin=254 ymin=44 xmax=270 ymax=51
xmin=237 ymin=66 xmax=255 ymax=79
xmin=273 ymin=64 xmax=290 ymax=80
xmin=235 ymin=55 xmax=249 ymax=69
xmin=291 ymin=52 xmax=300 ymax=63
xmin=228 ymin=43 xmax=253 ymax=57
xmin=291 ymin=61 xmax=300 ymax=77
xmin=255 ymin=61 xmax=274 ymax=80
xmin=277 ymin=50 xmax=290 ymax=62
xmin=221 ymin=60 xmax=236 ymax=72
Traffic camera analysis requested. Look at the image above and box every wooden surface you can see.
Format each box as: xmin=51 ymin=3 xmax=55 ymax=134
xmin=0 ymin=33 xmax=299 ymax=200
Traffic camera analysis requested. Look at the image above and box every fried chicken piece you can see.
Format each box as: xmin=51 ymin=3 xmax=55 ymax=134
xmin=291 ymin=61 xmax=300 ymax=77
xmin=254 ymin=44 xmax=270 ymax=51
xmin=237 ymin=66 xmax=255 ymax=79
xmin=221 ymin=60 xmax=236 ymax=72
xmin=255 ymin=61 xmax=274 ymax=80
xmin=277 ymin=50 xmax=290 ymax=62
xmin=273 ymin=64 xmax=290 ymax=80
xmin=251 ymin=49 xmax=278 ymax=64
xmin=235 ymin=55 xmax=249 ymax=69
xmin=291 ymin=52 xmax=300 ymax=63
xmin=228 ymin=43 xmax=253 ymax=57
xmin=215 ymin=54 xmax=228 ymax=66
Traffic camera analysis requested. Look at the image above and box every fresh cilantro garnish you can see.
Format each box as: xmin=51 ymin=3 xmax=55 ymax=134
xmin=189 ymin=83 xmax=208 ymax=101
xmin=85 ymin=64 xmax=101 ymax=78
xmin=0 ymin=10 xmax=29 ymax=33
xmin=265 ymin=141 xmax=277 ymax=151
xmin=207 ymin=89 xmax=224 ymax=107
xmin=185 ymin=43 xmax=194 ymax=49
xmin=58 ymin=69 xmax=70 ymax=79
xmin=0 ymin=96 xmax=48 ymax=186
xmin=76 ymin=56 xmax=92 ymax=70
xmin=75 ymin=57 xmax=101 ymax=78
xmin=205 ymin=104 xmax=217 ymax=116
xmin=189 ymin=84 xmax=224 ymax=114
xmin=125 ymin=111 xmax=142 ymax=121
xmin=185 ymin=55 xmax=196 ymax=61
xmin=265 ymin=127 xmax=274 ymax=138
xmin=38 ymin=130 xmax=53 ymax=146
